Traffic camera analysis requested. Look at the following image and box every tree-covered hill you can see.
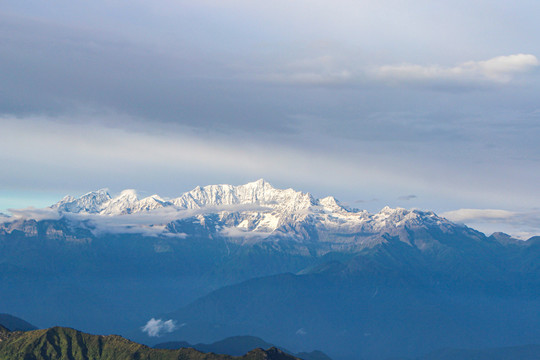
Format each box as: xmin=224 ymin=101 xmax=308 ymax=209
xmin=0 ymin=326 xmax=300 ymax=360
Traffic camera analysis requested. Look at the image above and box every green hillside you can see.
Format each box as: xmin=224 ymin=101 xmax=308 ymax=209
xmin=0 ymin=326 xmax=300 ymax=360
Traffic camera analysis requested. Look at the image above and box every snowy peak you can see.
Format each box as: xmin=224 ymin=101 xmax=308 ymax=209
xmin=52 ymin=189 xmax=111 ymax=214
xmin=371 ymin=206 xmax=442 ymax=228
xmin=51 ymin=188 xmax=171 ymax=215
xmin=318 ymin=196 xmax=345 ymax=212
xmin=172 ymin=179 xmax=316 ymax=213
xmin=49 ymin=179 xmax=322 ymax=217
xmin=99 ymin=189 xmax=139 ymax=215
xmin=48 ymin=181 xmax=451 ymax=236
xmin=36 ymin=180 xmax=474 ymax=252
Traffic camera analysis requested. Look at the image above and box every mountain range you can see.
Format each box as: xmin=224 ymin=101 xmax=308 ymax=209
xmin=1 ymin=180 xmax=539 ymax=360
xmin=0 ymin=315 xmax=538 ymax=360
xmin=154 ymin=336 xmax=332 ymax=360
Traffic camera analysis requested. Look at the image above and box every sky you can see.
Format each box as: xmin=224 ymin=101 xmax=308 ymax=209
xmin=1 ymin=0 xmax=539 ymax=238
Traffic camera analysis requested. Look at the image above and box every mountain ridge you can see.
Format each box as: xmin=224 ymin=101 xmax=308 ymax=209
xmin=0 ymin=326 xmax=303 ymax=360
xmin=3 ymin=180 xmax=503 ymax=255
xmin=154 ymin=335 xmax=332 ymax=360
xmin=0 ymin=314 xmax=37 ymax=332
xmin=1 ymin=180 xmax=538 ymax=359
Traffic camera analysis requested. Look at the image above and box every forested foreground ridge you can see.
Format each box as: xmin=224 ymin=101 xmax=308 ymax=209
xmin=0 ymin=326 xmax=300 ymax=360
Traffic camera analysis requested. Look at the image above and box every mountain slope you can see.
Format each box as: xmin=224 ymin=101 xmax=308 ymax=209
xmin=0 ymin=314 xmax=37 ymax=332
xmin=0 ymin=326 xmax=302 ymax=360
xmin=154 ymin=336 xmax=332 ymax=360
xmin=38 ymin=179 xmax=482 ymax=255
xmin=154 ymin=236 xmax=540 ymax=360
xmin=1 ymin=180 xmax=538 ymax=354
xmin=155 ymin=336 xmax=276 ymax=355
xmin=419 ymin=344 xmax=540 ymax=360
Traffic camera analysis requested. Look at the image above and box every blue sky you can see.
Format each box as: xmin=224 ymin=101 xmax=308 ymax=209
xmin=1 ymin=1 xmax=540 ymax=238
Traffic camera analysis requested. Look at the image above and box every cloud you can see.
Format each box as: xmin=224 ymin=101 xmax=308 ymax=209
xmin=220 ymin=227 xmax=273 ymax=242
xmin=442 ymin=208 xmax=516 ymax=222
xmin=82 ymin=203 xmax=272 ymax=237
xmin=373 ymin=54 xmax=539 ymax=85
xmin=254 ymin=53 xmax=539 ymax=89
xmin=258 ymin=70 xmax=353 ymax=86
xmin=1 ymin=115 xmax=439 ymax=208
xmin=355 ymin=198 xmax=379 ymax=204
xmin=2 ymin=197 xmax=274 ymax=237
xmin=250 ymin=53 xmax=356 ymax=86
xmin=141 ymin=318 xmax=179 ymax=337
xmin=441 ymin=208 xmax=540 ymax=239
xmin=1 ymin=206 xmax=186 ymax=236
xmin=398 ymin=195 xmax=417 ymax=201
xmin=7 ymin=207 xmax=62 ymax=221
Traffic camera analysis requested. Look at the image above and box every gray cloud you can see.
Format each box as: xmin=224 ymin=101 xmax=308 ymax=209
xmin=398 ymin=195 xmax=418 ymax=201
xmin=442 ymin=208 xmax=540 ymax=239
xmin=2 ymin=113 xmax=540 ymax=219
xmin=442 ymin=209 xmax=517 ymax=223
xmin=2 ymin=0 xmax=540 ymax=238
xmin=355 ymin=199 xmax=380 ymax=204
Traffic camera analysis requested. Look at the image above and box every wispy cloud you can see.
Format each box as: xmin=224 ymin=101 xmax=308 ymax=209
xmin=2 ymin=201 xmax=274 ymax=237
xmin=251 ymin=54 xmax=355 ymax=86
xmin=254 ymin=53 xmax=539 ymax=89
xmin=355 ymin=198 xmax=379 ymax=204
xmin=398 ymin=195 xmax=417 ymax=201
xmin=220 ymin=227 xmax=273 ymax=242
xmin=257 ymin=70 xmax=353 ymax=86
xmin=442 ymin=208 xmax=516 ymax=222
xmin=442 ymin=208 xmax=540 ymax=239
xmin=372 ymin=54 xmax=539 ymax=85
xmin=7 ymin=207 xmax=62 ymax=221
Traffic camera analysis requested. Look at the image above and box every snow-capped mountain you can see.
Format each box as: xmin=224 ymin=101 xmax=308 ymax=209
xmin=50 ymin=179 xmax=323 ymax=215
xmin=2 ymin=180 xmax=537 ymax=352
xmin=43 ymin=179 xmax=473 ymax=253
xmin=52 ymin=189 xmax=112 ymax=214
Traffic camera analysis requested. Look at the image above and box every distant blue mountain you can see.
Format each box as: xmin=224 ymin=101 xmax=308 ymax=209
xmin=152 ymin=234 xmax=540 ymax=360
xmin=0 ymin=314 xmax=37 ymax=332
xmin=0 ymin=181 xmax=538 ymax=360
xmin=154 ymin=335 xmax=332 ymax=360
xmin=418 ymin=344 xmax=540 ymax=360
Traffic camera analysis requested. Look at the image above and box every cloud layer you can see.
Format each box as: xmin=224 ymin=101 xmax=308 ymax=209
xmin=442 ymin=208 xmax=540 ymax=239
xmin=373 ymin=54 xmax=539 ymax=85
xmin=1 ymin=1 xmax=540 ymax=238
